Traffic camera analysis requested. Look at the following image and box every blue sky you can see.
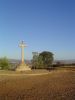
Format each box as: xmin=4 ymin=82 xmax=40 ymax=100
xmin=0 ymin=0 xmax=75 ymax=60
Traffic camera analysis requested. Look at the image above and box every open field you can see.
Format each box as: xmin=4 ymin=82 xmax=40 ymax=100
xmin=0 ymin=68 xmax=75 ymax=100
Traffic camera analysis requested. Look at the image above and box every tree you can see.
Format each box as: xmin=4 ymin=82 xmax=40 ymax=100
xmin=32 ymin=51 xmax=54 ymax=69
xmin=32 ymin=52 xmax=39 ymax=69
xmin=32 ymin=52 xmax=44 ymax=69
xmin=39 ymin=51 xmax=54 ymax=68
xmin=0 ymin=57 xmax=10 ymax=70
xmin=37 ymin=56 xmax=44 ymax=69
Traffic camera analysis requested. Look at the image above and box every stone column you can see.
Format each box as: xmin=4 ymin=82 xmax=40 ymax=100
xmin=16 ymin=41 xmax=31 ymax=71
xmin=21 ymin=46 xmax=24 ymax=64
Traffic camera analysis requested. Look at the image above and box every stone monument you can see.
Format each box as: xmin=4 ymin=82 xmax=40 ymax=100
xmin=16 ymin=41 xmax=31 ymax=71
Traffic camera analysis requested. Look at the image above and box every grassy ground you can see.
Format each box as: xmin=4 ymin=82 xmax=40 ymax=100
xmin=0 ymin=68 xmax=75 ymax=100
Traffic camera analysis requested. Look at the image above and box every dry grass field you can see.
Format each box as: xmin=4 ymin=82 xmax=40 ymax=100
xmin=0 ymin=68 xmax=75 ymax=100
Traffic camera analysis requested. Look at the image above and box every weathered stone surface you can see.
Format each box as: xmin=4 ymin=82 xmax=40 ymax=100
xmin=16 ymin=63 xmax=31 ymax=71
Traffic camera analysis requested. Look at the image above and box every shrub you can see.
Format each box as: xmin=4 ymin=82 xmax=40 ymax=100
xmin=0 ymin=57 xmax=10 ymax=70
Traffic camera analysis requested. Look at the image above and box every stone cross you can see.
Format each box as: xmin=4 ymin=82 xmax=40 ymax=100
xmin=19 ymin=41 xmax=26 ymax=64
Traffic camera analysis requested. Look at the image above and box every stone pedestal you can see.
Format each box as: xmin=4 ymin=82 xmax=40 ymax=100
xmin=16 ymin=63 xmax=31 ymax=71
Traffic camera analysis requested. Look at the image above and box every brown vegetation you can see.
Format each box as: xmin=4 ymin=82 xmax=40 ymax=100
xmin=0 ymin=68 xmax=75 ymax=100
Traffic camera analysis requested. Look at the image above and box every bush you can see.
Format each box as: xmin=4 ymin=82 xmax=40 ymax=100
xmin=0 ymin=57 xmax=10 ymax=70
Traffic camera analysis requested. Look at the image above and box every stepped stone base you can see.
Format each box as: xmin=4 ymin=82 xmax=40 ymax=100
xmin=16 ymin=63 xmax=31 ymax=71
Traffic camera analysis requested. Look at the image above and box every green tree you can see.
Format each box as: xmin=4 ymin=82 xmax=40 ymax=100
xmin=39 ymin=51 xmax=54 ymax=68
xmin=37 ymin=56 xmax=44 ymax=69
xmin=0 ymin=57 xmax=10 ymax=70
xmin=32 ymin=52 xmax=44 ymax=69
xmin=32 ymin=51 xmax=54 ymax=69
xmin=32 ymin=52 xmax=39 ymax=69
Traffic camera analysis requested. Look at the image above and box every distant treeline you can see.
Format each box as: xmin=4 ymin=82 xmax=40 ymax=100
xmin=52 ymin=63 xmax=75 ymax=67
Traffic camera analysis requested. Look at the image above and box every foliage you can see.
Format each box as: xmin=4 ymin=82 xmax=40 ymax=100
xmin=37 ymin=56 xmax=44 ymax=68
xmin=32 ymin=52 xmax=44 ymax=69
xmin=0 ymin=57 xmax=10 ymax=70
xmin=32 ymin=51 xmax=54 ymax=69
xmin=39 ymin=51 xmax=54 ymax=68
xmin=32 ymin=53 xmax=39 ymax=69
